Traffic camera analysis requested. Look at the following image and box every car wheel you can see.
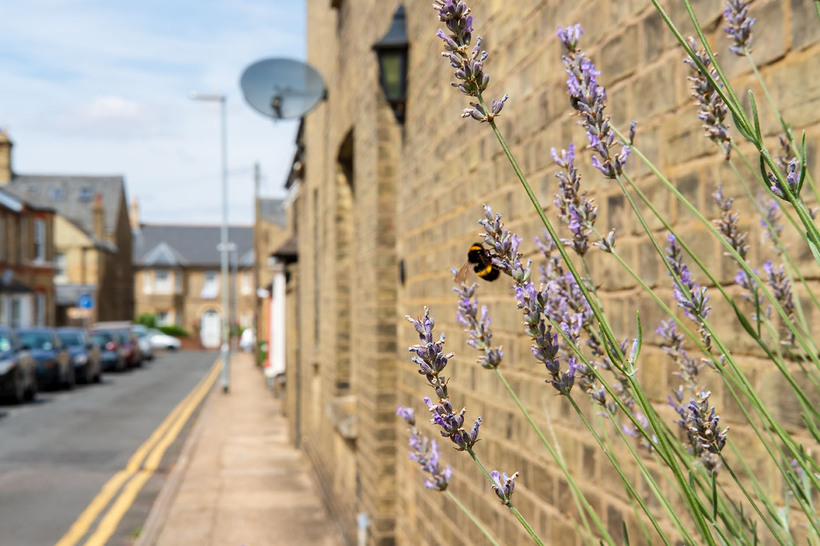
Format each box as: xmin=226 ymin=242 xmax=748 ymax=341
xmin=11 ymin=369 xmax=25 ymax=404
xmin=64 ymin=365 xmax=75 ymax=390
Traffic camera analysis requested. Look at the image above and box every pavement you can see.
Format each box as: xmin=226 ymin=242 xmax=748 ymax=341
xmin=136 ymin=352 xmax=343 ymax=546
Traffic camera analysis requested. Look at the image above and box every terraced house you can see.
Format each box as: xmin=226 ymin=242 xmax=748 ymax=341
xmin=0 ymin=130 xmax=134 ymax=326
xmin=0 ymin=183 xmax=56 ymax=327
xmin=132 ymin=218 xmax=255 ymax=349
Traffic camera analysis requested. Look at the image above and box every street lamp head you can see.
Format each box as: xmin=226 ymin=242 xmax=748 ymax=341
xmin=189 ymin=91 xmax=226 ymax=102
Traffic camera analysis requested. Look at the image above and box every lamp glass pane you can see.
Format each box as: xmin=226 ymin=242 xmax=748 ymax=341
xmin=380 ymin=51 xmax=402 ymax=99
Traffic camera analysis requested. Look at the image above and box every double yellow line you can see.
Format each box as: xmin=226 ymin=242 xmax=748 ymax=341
xmin=56 ymin=359 xmax=221 ymax=546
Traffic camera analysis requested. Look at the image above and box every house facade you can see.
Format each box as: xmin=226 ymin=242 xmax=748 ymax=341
xmin=0 ymin=185 xmax=56 ymax=327
xmin=285 ymin=1 xmax=820 ymax=545
xmin=133 ymin=221 xmax=255 ymax=348
xmin=0 ymin=130 xmax=133 ymax=325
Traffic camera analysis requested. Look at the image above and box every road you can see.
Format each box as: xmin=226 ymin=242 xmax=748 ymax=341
xmin=0 ymin=350 xmax=217 ymax=546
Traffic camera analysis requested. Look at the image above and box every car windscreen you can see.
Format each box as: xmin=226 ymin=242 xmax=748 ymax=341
xmin=57 ymin=332 xmax=85 ymax=347
xmin=0 ymin=331 xmax=11 ymax=353
xmin=18 ymin=332 xmax=54 ymax=350
xmin=90 ymin=332 xmax=114 ymax=345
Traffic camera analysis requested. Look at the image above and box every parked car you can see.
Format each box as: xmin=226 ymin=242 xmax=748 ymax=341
xmin=16 ymin=327 xmax=74 ymax=390
xmin=148 ymin=328 xmax=182 ymax=351
xmin=130 ymin=325 xmax=154 ymax=361
xmin=89 ymin=329 xmax=126 ymax=372
xmin=0 ymin=326 xmax=37 ymax=403
xmin=56 ymin=327 xmax=102 ymax=384
xmin=148 ymin=328 xmax=181 ymax=351
xmin=93 ymin=322 xmax=142 ymax=368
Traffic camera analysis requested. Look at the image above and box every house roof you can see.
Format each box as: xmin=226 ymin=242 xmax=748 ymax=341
xmin=0 ymin=187 xmax=23 ymax=213
xmin=133 ymin=224 xmax=254 ymax=268
xmin=258 ymin=197 xmax=286 ymax=227
xmin=5 ymin=174 xmax=126 ymax=237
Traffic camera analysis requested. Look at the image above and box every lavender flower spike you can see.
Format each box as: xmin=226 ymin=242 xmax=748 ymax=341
xmin=455 ymin=282 xmax=504 ymax=369
xmin=434 ymin=1 xmax=507 ymax=122
xmin=557 ymin=25 xmax=630 ymax=179
xmin=684 ymin=37 xmax=732 ymax=159
xmin=687 ymin=391 xmax=728 ymax=472
xmin=552 ymin=143 xmax=598 ymax=255
xmin=489 ymin=470 xmax=519 ymax=506
xmin=398 ymin=407 xmax=453 ymax=491
xmin=478 ymin=205 xmax=530 ymax=283
xmin=724 ymin=0 xmax=755 ymax=55
xmin=406 ymin=307 xmax=453 ymax=399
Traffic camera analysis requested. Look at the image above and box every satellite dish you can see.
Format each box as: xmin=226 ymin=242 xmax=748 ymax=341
xmin=240 ymin=58 xmax=325 ymax=120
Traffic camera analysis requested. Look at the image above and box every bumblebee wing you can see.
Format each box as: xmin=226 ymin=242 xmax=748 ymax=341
xmin=453 ymin=262 xmax=471 ymax=285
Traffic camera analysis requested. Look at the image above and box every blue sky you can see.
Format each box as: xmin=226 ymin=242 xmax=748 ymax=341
xmin=0 ymin=0 xmax=306 ymax=225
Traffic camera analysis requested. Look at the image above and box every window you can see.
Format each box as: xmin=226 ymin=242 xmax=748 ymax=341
xmin=143 ymin=271 xmax=152 ymax=294
xmin=154 ymin=269 xmax=171 ymax=294
xmin=35 ymin=293 xmax=46 ymax=326
xmin=156 ymin=310 xmax=170 ymax=326
xmin=175 ymin=270 xmax=182 ymax=293
xmin=33 ymin=219 xmax=46 ymax=262
xmin=78 ymin=187 xmax=93 ymax=202
xmin=0 ymin=215 xmax=6 ymax=261
xmin=10 ymin=297 xmax=22 ymax=328
xmin=241 ymin=271 xmax=252 ymax=294
xmin=51 ymin=187 xmax=66 ymax=201
xmin=200 ymin=271 xmax=219 ymax=299
xmin=19 ymin=217 xmax=27 ymax=262
xmin=55 ymin=253 xmax=67 ymax=283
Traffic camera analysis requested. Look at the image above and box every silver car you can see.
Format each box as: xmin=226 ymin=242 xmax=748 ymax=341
xmin=130 ymin=325 xmax=155 ymax=361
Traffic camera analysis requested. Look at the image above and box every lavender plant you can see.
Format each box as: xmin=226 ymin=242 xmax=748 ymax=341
xmin=404 ymin=0 xmax=820 ymax=544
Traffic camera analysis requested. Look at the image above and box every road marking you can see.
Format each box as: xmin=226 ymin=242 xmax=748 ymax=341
xmin=55 ymin=360 xmax=221 ymax=546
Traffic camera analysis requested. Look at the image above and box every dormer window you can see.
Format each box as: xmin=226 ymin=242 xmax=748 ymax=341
xmin=78 ymin=186 xmax=93 ymax=202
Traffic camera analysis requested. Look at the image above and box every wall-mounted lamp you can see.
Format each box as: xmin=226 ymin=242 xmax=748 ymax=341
xmin=372 ymin=5 xmax=409 ymax=123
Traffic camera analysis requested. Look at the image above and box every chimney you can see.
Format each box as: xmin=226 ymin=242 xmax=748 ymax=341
xmin=0 ymin=130 xmax=13 ymax=185
xmin=93 ymin=192 xmax=105 ymax=240
xmin=130 ymin=197 xmax=140 ymax=230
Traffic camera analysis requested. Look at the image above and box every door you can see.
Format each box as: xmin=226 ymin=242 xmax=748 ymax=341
xmin=200 ymin=309 xmax=221 ymax=349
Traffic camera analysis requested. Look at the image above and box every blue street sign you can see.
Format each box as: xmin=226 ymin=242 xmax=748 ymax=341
xmin=78 ymin=294 xmax=94 ymax=309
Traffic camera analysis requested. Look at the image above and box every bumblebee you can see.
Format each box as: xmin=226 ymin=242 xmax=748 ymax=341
xmin=454 ymin=242 xmax=500 ymax=284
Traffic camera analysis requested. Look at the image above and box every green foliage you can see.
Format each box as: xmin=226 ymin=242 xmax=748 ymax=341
xmin=136 ymin=313 xmax=156 ymax=328
xmin=158 ymin=324 xmax=190 ymax=338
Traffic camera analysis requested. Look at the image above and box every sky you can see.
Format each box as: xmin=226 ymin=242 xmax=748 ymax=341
xmin=0 ymin=0 xmax=306 ymax=226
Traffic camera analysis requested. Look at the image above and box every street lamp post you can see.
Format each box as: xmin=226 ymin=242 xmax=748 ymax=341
xmin=190 ymin=91 xmax=231 ymax=393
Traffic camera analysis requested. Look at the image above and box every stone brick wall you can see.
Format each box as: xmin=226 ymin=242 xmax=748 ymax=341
xmin=293 ymin=1 xmax=820 ymax=544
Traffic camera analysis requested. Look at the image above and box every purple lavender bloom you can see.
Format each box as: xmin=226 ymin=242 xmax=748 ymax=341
xmin=406 ymin=307 xmax=453 ymax=399
xmin=684 ymin=37 xmax=732 ymax=159
xmin=489 ymin=470 xmax=519 ymax=506
xmin=687 ymin=391 xmax=728 ymax=472
xmin=399 ymin=410 xmax=453 ymax=491
xmin=556 ymin=24 xmax=583 ymax=50
xmin=397 ymin=405 xmax=416 ymax=426
xmin=768 ymin=159 xmax=803 ymax=201
xmin=514 ymin=280 xmax=579 ymax=395
xmin=552 ymin=144 xmax=598 ymax=255
xmin=665 ymin=234 xmax=712 ymax=348
xmin=479 ymin=205 xmax=530 ymax=283
xmin=713 ymin=185 xmax=749 ymax=261
xmin=434 ymin=1 xmax=507 ymax=122
xmin=424 ymin=396 xmax=482 ymax=451
xmin=557 ymin=26 xmax=629 ymax=178
xmin=454 ymin=283 xmax=504 ymax=369
xmin=724 ymin=0 xmax=756 ymax=55
xmin=759 ymin=196 xmax=784 ymax=250
xmin=763 ymin=260 xmax=796 ymax=346
xmin=657 ymin=320 xmax=702 ymax=387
